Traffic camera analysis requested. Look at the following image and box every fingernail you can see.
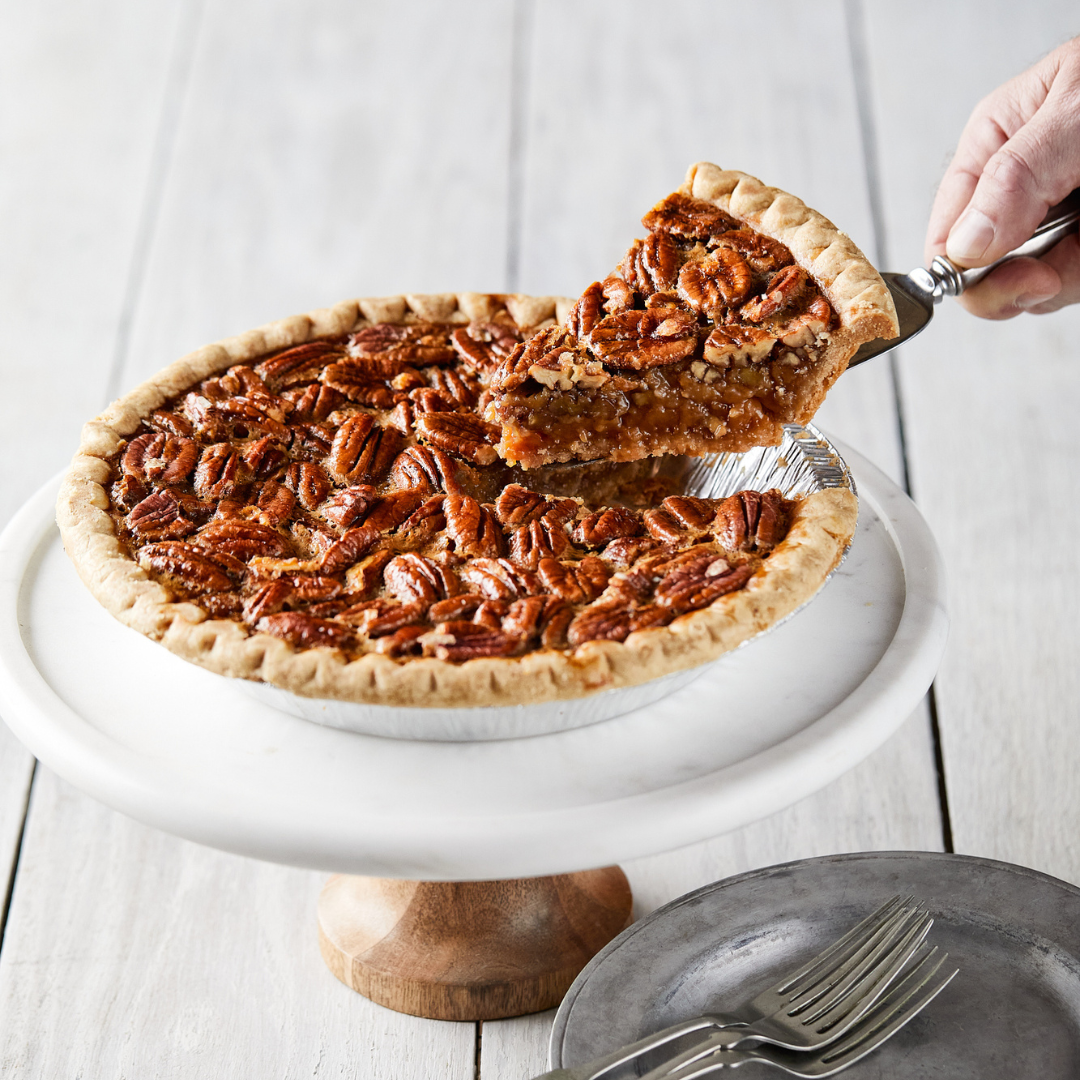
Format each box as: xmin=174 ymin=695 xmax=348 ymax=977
xmin=1016 ymin=290 xmax=1057 ymax=309
xmin=946 ymin=208 xmax=995 ymax=262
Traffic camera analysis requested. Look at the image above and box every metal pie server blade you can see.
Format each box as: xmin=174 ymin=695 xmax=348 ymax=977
xmin=848 ymin=186 xmax=1080 ymax=369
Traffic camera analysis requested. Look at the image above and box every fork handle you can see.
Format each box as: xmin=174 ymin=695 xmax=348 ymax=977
xmin=636 ymin=1029 xmax=762 ymax=1080
xmin=532 ymin=1017 xmax=743 ymax=1080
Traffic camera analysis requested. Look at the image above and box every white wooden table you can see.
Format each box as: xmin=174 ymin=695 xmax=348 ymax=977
xmin=1 ymin=2 xmax=1077 ymax=1075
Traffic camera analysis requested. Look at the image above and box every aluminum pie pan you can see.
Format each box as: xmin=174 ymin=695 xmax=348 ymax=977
xmin=241 ymin=422 xmax=855 ymax=742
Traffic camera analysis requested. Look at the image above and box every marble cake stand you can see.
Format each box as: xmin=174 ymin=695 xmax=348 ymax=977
xmin=0 ymin=444 xmax=947 ymax=1019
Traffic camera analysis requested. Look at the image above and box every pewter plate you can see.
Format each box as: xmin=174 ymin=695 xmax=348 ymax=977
xmin=241 ymin=423 xmax=856 ymax=741
xmin=551 ymin=851 xmax=1080 ymax=1078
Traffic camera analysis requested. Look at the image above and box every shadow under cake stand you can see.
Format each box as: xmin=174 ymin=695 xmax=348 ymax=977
xmin=0 ymin=444 xmax=947 ymax=1020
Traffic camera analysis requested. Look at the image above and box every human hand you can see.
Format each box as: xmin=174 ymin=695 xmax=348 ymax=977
xmin=924 ymin=36 xmax=1080 ymax=320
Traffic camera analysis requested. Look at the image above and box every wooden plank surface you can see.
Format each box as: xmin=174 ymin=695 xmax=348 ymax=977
xmin=861 ymin=2 xmax=1080 ymax=884
xmin=0 ymin=768 xmax=475 ymax=1079
xmin=117 ymin=0 xmax=517 ymax=390
xmin=0 ymin=0 xmax=192 ymax=988
xmin=0 ymin=0 xmax=194 ymax=523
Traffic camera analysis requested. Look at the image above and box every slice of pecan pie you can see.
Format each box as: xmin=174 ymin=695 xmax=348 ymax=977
xmin=485 ymin=163 xmax=899 ymax=467
xmin=58 ymin=291 xmax=856 ymax=709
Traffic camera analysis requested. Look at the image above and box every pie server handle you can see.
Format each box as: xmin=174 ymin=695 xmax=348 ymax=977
xmin=848 ymin=187 xmax=1080 ymax=367
xmin=925 ymin=186 xmax=1080 ymax=296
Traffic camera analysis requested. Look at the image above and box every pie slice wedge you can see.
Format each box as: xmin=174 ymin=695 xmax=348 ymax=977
xmin=485 ymin=163 xmax=899 ymax=468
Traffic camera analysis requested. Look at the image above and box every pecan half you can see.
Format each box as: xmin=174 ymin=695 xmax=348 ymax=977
xmin=288 ymin=422 xmax=335 ymax=461
xmin=193 ymin=443 xmax=248 ymax=501
xmin=391 ymin=446 xmax=463 ymax=495
xmin=255 ymin=340 xmax=345 ymax=391
xmin=384 ymin=553 xmax=457 ymax=605
xmin=319 ymin=485 xmax=377 ymax=530
xmin=740 ymin=265 xmax=809 ymax=323
xmin=776 ymin=296 xmax=834 ymax=348
xmin=196 ymin=520 xmax=292 ymax=561
xmin=198 ymin=592 xmax=244 ymax=618
xmin=643 ymin=508 xmax=688 ymax=543
xmin=677 ymin=248 xmax=753 ymax=313
xmin=147 ymin=410 xmax=194 ymax=438
xmin=600 ymin=535 xmax=664 ymax=568
xmin=445 ymin=496 xmax=504 ymax=558
xmin=540 ymin=599 xmax=575 ymax=650
xmin=252 ymin=480 xmax=295 ymax=527
xmin=537 ymin=556 xmax=611 ymax=604
xmin=408 ymin=387 xmax=455 ymax=414
xmin=350 ymin=322 xmax=456 ymax=365
xmin=111 ymin=475 xmax=149 ymax=514
xmin=121 ymin=432 xmax=198 ymax=486
xmin=428 ymin=594 xmax=485 ymax=622
xmin=572 ymin=507 xmax=642 ymax=547
xmin=126 ymin=490 xmax=196 ymax=539
xmin=255 ymin=611 xmax=357 ymax=651
xmin=319 ymin=525 xmax=381 ymax=575
xmin=588 ymin=308 xmax=699 ymax=369
xmin=501 ymin=595 xmax=549 ymax=642
xmin=460 ymin=557 xmax=540 ymax=600
xmin=243 ymin=436 xmax=288 ymax=480
xmin=321 ymin=356 xmax=403 ymax=407
xmin=655 ymin=555 xmax=754 ymax=614
xmin=566 ymin=604 xmax=633 ymax=647
xmin=641 ymin=193 xmax=739 ymax=240
xmin=414 ymin=412 xmax=499 ymax=467
xmin=662 ymin=496 xmax=716 ymax=531
xmin=508 ymin=518 xmax=569 ymax=570
xmin=620 ymin=232 xmax=681 ymax=295
xmin=395 ymin=495 xmax=448 ymax=546
xmin=138 ymin=541 xmax=238 ymax=594
xmin=363 ymin=490 xmax=424 ymax=533
xmin=711 ymin=229 xmax=794 ymax=274
xmin=428 ymin=367 xmax=479 ymax=408
xmin=327 ymin=415 xmax=402 ymax=485
xmin=492 ymin=486 xmax=540 ymax=528
xmin=281 ymin=383 xmax=346 ymax=422
xmin=283 ymin=461 xmax=333 ymax=511
xmin=450 ymin=321 xmax=521 ymax=375
xmin=422 ymin=621 xmax=519 ymax=661
xmin=713 ymin=489 xmax=791 ymax=553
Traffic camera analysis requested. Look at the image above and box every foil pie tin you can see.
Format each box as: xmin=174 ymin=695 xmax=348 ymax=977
xmin=242 ymin=423 xmax=855 ymax=742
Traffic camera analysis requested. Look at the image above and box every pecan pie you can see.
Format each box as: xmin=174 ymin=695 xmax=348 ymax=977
xmin=58 ymin=290 xmax=856 ymax=709
xmin=485 ymin=163 xmax=899 ymax=467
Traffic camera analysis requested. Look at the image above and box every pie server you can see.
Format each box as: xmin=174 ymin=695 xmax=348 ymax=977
xmin=848 ymin=187 xmax=1080 ymax=368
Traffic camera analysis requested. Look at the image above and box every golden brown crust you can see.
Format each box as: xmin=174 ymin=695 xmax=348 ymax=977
xmin=57 ymin=292 xmax=857 ymax=708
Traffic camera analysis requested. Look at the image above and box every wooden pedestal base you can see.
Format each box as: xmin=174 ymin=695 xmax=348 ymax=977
xmin=317 ymin=868 xmax=633 ymax=1021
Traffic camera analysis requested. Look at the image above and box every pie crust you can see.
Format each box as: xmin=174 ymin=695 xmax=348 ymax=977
xmin=485 ymin=163 xmax=899 ymax=467
xmin=57 ymin=291 xmax=857 ymax=708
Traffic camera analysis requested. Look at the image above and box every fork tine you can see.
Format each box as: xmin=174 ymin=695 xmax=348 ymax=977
xmin=655 ymin=948 xmax=957 ymax=1080
xmin=816 ymin=947 xmax=958 ymax=1069
xmin=783 ymin=904 xmax=927 ymax=1010
xmin=776 ymin=895 xmax=910 ymax=994
xmin=793 ymin=909 xmax=933 ymax=1026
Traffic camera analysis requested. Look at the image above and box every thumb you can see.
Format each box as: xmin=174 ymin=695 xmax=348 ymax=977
xmin=946 ymin=59 xmax=1080 ymax=266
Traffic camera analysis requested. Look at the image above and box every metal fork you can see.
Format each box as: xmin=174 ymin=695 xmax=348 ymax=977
xmin=639 ymin=944 xmax=957 ymax=1077
xmin=537 ymin=896 xmax=931 ymax=1080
